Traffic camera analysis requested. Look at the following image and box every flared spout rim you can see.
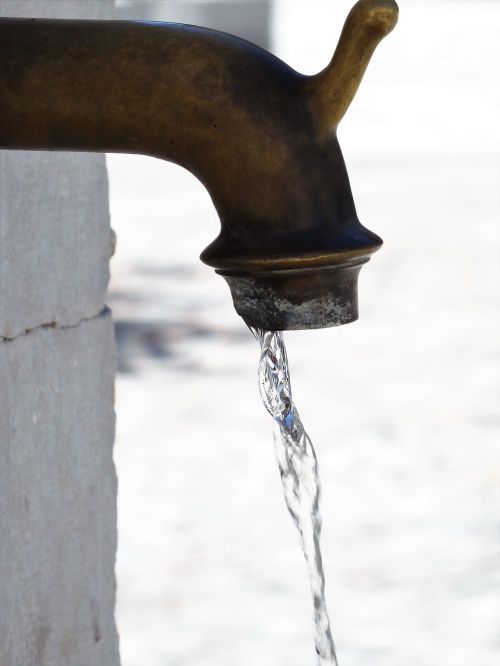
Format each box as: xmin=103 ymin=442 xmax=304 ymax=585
xmin=201 ymin=237 xmax=383 ymax=273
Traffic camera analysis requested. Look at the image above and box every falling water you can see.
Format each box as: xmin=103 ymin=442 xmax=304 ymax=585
xmin=249 ymin=327 xmax=338 ymax=666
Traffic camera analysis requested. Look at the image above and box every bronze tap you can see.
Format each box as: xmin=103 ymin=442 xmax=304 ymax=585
xmin=0 ymin=0 xmax=398 ymax=330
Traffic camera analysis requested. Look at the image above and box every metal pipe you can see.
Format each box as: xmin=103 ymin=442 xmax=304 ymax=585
xmin=0 ymin=0 xmax=398 ymax=330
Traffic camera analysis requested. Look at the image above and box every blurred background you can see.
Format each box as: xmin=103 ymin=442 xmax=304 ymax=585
xmin=108 ymin=1 xmax=500 ymax=665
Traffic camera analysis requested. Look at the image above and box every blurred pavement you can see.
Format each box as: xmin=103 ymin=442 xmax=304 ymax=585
xmin=107 ymin=2 xmax=500 ymax=665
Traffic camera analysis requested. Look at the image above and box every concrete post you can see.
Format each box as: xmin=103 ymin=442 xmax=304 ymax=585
xmin=0 ymin=2 xmax=120 ymax=665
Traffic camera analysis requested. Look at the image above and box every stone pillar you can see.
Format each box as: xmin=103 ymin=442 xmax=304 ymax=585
xmin=0 ymin=2 xmax=120 ymax=665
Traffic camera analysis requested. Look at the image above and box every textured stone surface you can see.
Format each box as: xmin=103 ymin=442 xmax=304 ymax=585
xmin=0 ymin=311 xmax=119 ymax=666
xmin=0 ymin=3 xmax=119 ymax=665
xmin=0 ymin=0 xmax=115 ymax=340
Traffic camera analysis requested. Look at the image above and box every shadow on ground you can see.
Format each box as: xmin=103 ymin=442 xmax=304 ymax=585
xmin=112 ymin=318 xmax=250 ymax=373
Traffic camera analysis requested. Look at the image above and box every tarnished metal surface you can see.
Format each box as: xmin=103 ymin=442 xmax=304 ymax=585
xmin=0 ymin=0 xmax=398 ymax=330
xmin=220 ymin=263 xmax=365 ymax=331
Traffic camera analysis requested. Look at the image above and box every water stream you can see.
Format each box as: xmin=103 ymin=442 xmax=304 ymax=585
xmin=249 ymin=327 xmax=338 ymax=666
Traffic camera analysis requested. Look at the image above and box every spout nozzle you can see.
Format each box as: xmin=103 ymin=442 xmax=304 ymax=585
xmin=204 ymin=223 xmax=383 ymax=332
xmin=218 ymin=262 xmax=369 ymax=331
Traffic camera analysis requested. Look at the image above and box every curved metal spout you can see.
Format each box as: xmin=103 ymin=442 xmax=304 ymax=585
xmin=0 ymin=0 xmax=398 ymax=330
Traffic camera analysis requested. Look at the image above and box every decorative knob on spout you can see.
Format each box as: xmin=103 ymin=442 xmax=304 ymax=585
xmin=0 ymin=0 xmax=398 ymax=331
xmin=309 ymin=0 xmax=399 ymax=130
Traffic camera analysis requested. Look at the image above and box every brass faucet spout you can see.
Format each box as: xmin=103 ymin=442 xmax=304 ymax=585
xmin=0 ymin=1 xmax=398 ymax=331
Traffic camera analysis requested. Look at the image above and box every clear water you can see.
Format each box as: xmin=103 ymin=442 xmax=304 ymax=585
xmin=249 ymin=327 xmax=338 ymax=666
